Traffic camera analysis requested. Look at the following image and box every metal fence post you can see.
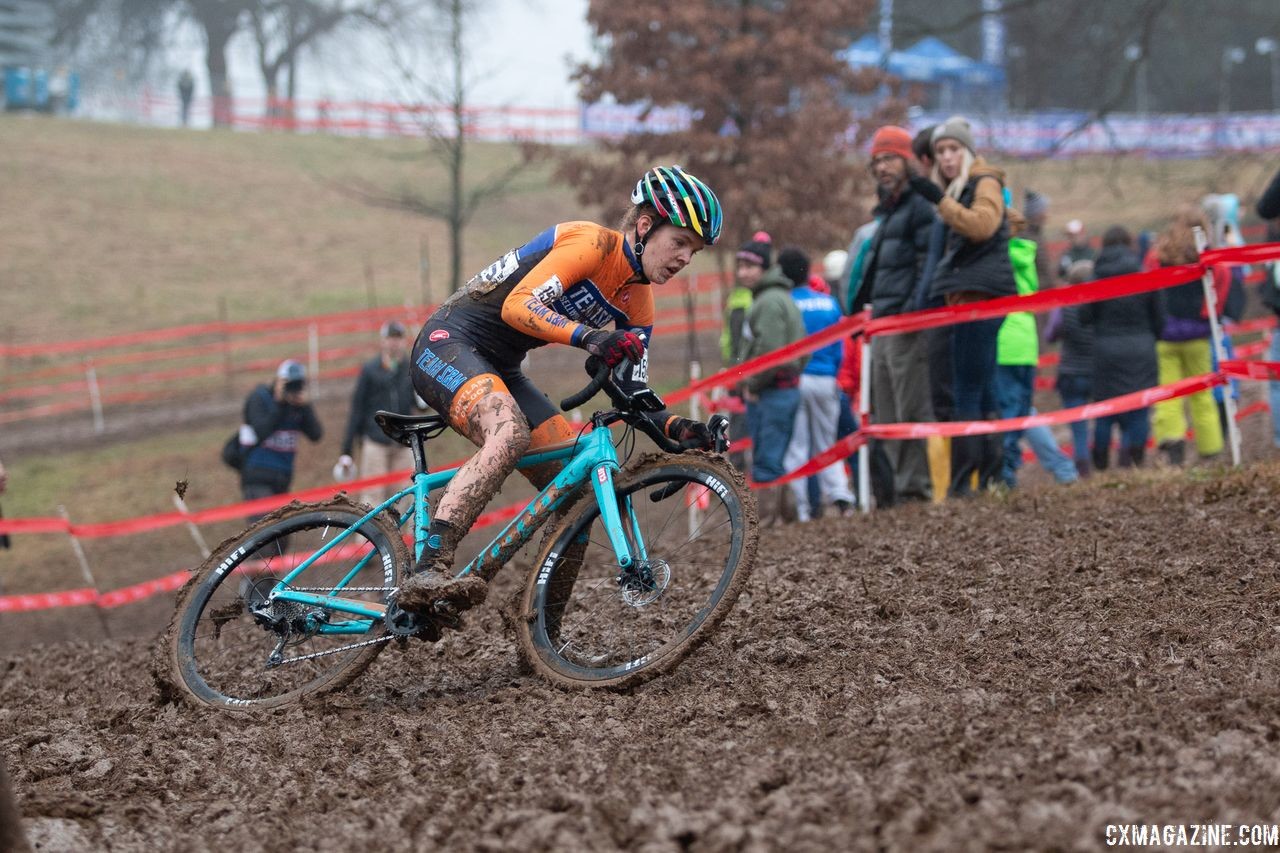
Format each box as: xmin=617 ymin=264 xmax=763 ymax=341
xmin=1193 ymin=225 xmax=1242 ymax=466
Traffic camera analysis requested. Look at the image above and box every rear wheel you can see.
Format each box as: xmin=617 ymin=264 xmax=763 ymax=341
xmin=515 ymin=452 xmax=756 ymax=689
xmin=164 ymin=497 xmax=407 ymax=711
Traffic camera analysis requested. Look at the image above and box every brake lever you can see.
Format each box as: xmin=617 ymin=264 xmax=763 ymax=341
xmin=707 ymin=414 xmax=730 ymax=453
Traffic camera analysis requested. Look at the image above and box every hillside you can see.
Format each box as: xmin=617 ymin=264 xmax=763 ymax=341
xmin=4 ymin=116 xmax=1278 ymax=348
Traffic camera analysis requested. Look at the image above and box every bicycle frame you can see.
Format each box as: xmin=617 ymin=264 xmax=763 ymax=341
xmin=267 ymin=424 xmax=642 ymax=635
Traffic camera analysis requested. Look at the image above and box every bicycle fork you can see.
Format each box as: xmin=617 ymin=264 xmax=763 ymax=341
xmin=591 ymin=463 xmax=648 ymax=570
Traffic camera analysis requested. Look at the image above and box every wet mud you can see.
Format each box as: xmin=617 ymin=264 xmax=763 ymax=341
xmin=4 ymin=460 xmax=1280 ymax=851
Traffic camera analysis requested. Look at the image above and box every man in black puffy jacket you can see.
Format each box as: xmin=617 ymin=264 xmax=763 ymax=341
xmin=853 ymin=125 xmax=938 ymax=503
xmin=336 ymin=320 xmax=420 ymax=505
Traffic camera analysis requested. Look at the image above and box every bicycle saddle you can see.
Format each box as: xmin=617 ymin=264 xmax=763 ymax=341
xmin=374 ymin=410 xmax=449 ymax=445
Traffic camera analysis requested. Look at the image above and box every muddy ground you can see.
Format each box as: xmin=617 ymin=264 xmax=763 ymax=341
xmin=4 ymin=454 xmax=1280 ymax=851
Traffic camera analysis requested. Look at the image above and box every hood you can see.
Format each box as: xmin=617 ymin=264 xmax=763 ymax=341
xmin=970 ymin=157 xmax=1006 ymax=184
xmin=752 ymin=265 xmax=793 ymax=295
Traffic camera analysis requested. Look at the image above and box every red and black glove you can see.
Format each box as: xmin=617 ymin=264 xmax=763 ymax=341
xmin=666 ymin=416 xmax=714 ymax=450
xmin=580 ymin=329 xmax=646 ymax=369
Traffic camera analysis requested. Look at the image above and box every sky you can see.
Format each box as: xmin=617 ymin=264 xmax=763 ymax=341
xmin=164 ymin=0 xmax=593 ymax=110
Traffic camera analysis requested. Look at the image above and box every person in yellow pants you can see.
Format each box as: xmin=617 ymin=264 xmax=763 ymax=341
xmin=1153 ymin=338 xmax=1222 ymax=460
xmin=1148 ymin=206 xmax=1226 ymax=464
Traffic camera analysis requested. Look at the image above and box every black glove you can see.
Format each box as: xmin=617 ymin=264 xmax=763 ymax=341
xmin=666 ymin=416 xmax=714 ymax=450
xmin=909 ymin=174 xmax=944 ymax=205
xmin=580 ymin=329 xmax=645 ymax=369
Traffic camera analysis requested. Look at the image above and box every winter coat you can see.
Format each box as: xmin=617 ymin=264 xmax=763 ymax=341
xmin=743 ymin=267 xmax=807 ymax=393
xmin=856 ymin=183 xmax=937 ymax=318
xmin=341 ymin=355 xmax=417 ymax=456
xmin=1081 ymin=245 xmax=1162 ymax=400
xmin=928 ymin=159 xmax=1017 ymax=303
xmin=242 ymin=384 xmax=324 ymax=487
xmin=790 ymin=284 xmax=844 ymax=377
xmin=720 ymin=285 xmax=754 ymax=364
xmin=1257 ymin=167 xmax=1280 ymax=221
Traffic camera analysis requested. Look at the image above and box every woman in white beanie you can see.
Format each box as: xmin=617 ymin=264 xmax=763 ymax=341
xmin=907 ymin=115 xmax=1017 ymax=496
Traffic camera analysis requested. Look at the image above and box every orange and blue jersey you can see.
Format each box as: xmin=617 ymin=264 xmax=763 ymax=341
xmin=437 ymin=221 xmax=655 ymax=366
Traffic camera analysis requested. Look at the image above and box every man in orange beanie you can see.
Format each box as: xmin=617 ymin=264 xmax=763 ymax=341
xmin=851 ymin=125 xmax=939 ymax=505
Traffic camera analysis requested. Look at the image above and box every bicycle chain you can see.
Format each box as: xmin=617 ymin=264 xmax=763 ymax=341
xmin=273 ymin=632 xmax=396 ymax=665
xmin=288 ymin=586 xmax=398 ymax=593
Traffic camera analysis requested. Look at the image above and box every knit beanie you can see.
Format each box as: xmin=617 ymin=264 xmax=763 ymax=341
xmin=777 ymin=247 xmax=810 ymax=287
xmin=736 ymin=240 xmax=771 ymax=269
xmin=1023 ymin=190 xmax=1049 ymax=220
xmin=931 ymin=115 xmax=976 ymax=154
xmin=869 ymin=125 xmax=913 ymax=161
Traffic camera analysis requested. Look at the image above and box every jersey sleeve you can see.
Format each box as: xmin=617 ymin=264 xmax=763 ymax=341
xmin=499 ymin=225 xmax=610 ymax=346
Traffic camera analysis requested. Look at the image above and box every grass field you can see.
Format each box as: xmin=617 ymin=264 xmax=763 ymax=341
xmin=2 ymin=115 xmax=1278 ymax=622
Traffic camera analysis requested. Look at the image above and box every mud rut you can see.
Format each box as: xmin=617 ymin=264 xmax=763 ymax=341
xmin=4 ymin=459 xmax=1280 ymax=851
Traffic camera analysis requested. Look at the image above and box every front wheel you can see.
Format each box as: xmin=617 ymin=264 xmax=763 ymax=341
xmin=515 ymin=452 xmax=757 ymax=689
xmin=161 ymin=497 xmax=407 ymax=711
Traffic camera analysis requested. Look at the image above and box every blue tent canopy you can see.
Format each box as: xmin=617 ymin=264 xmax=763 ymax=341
xmin=842 ymin=34 xmax=1005 ymax=88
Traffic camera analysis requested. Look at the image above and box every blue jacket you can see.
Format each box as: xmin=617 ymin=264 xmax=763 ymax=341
xmin=790 ymin=286 xmax=843 ymax=377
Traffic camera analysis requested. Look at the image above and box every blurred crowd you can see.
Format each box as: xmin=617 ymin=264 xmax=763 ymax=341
xmin=721 ymin=117 xmax=1280 ymax=521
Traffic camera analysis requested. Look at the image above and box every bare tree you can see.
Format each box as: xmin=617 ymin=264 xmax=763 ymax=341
xmin=248 ymin=0 xmax=386 ymax=124
xmin=346 ymin=0 xmax=540 ymax=293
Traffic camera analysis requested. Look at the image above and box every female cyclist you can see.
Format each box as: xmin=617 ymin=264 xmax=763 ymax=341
xmin=399 ymin=165 xmax=723 ymax=616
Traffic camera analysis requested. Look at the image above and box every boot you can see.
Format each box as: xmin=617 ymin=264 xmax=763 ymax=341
xmin=978 ymin=419 xmax=1004 ymax=491
xmin=1159 ymin=440 xmax=1186 ymax=467
xmin=1091 ymin=442 xmax=1110 ymax=472
xmin=1129 ymin=445 xmax=1146 ymax=467
xmin=948 ymin=435 xmax=981 ymax=498
xmin=1074 ymin=458 xmax=1092 ymax=479
xmin=397 ymin=567 xmax=488 ymax=616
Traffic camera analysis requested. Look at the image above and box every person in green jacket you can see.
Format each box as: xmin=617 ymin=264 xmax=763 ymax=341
xmin=743 ymin=247 xmax=808 ymax=523
xmin=722 ymin=233 xmax=772 ymax=471
xmin=995 ymin=199 xmax=1078 ymax=488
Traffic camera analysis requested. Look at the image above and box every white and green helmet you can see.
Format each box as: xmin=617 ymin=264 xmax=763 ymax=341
xmin=630 ymin=165 xmax=723 ymax=246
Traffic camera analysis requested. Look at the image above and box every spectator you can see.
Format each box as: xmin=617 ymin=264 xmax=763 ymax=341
xmin=994 ymin=225 xmax=1078 ymax=488
xmin=1151 ymin=205 xmax=1226 ymax=465
xmin=337 ymin=320 xmax=419 ymax=506
xmin=784 ymin=253 xmax=857 ymax=521
xmin=852 ymin=124 xmax=937 ymax=503
xmin=911 ymin=116 xmax=1018 ymax=496
xmin=822 ymin=250 xmax=849 ymax=296
xmin=1081 ymin=227 xmax=1163 ymax=469
xmin=240 ymin=360 xmax=324 ymax=517
xmin=1258 ymin=165 xmax=1280 ymax=221
xmin=1257 ymin=166 xmax=1280 ymax=449
xmin=912 ymin=124 xmax=953 ymax=500
xmin=743 ymin=248 xmax=808 ymax=525
xmin=842 ymin=220 xmax=880 ymax=315
xmin=723 ymin=232 xmax=772 ymax=472
xmin=1046 ymin=259 xmax=1097 ymax=475
xmin=1022 ymin=189 xmax=1056 ymax=289
xmin=1058 ymin=219 xmax=1096 ymax=280
xmin=178 ymin=70 xmax=195 ymax=127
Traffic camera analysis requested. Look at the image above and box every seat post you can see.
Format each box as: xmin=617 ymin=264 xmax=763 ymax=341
xmin=409 ymin=432 xmax=428 ymax=475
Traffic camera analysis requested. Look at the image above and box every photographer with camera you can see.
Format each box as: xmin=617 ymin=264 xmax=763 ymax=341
xmin=238 ymin=359 xmax=324 ymax=520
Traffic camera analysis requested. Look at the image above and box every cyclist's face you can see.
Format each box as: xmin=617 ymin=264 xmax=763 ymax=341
xmin=640 ymin=218 xmax=705 ymax=283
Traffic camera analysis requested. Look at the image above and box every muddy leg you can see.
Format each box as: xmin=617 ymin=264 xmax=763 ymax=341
xmin=400 ymin=394 xmax=531 ymax=614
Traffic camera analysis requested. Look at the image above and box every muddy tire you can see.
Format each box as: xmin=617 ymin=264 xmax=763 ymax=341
xmin=515 ymin=452 xmax=756 ymax=690
xmin=164 ymin=497 xmax=407 ymax=712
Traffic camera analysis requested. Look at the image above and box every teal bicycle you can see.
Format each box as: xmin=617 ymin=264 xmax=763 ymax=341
xmin=164 ymin=361 xmax=758 ymax=711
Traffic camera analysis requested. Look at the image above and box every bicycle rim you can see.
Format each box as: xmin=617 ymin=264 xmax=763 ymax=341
xmin=523 ymin=456 xmax=754 ymax=686
xmin=172 ymin=504 xmax=402 ymax=710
